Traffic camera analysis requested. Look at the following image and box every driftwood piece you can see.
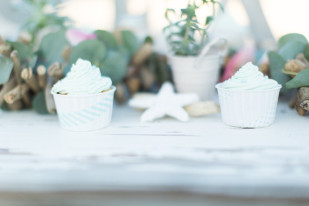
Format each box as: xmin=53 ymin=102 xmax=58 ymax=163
xmin=295 ymin=87 xmax=309 ymax=116
xmin=4 ymin=84 xmax=29 ymax=105
xmin=62 ymin=46 xmax=71 ymax=62
xmin=37 ymin=65 xmax=47 ymax=89
xmin=0 ymin=35 xmax=2 ymax=45
xmin=21 ymin=68 xmax=40 ymax=92
xmin=18 ymin=32 xmax=32 ymax=44
xmin=126 ymin=77 xmax=140 ymax=94
xmin=0 ymin=77 xmax=16 ymax=106
xmin=45 ymin=78 xmax=56 ymax=114
xmin=10 ymin=50 xmax=21 ymax=83
xmin=0 ymin=44 xmax=11 ymax=57
xmin=7 ymin=100 xmax=23 ymax=110
xmin=132 ymin=43 xmax=153 ymax=66
xmin=47 ymin=62 xmax=63 ymax=82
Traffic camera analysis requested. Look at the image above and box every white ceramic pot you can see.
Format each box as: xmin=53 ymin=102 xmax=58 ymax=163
xmin=169 ymin=38 xmax=226 ymax=100
xmin=170 ymin=54 xmax=221 ymax=100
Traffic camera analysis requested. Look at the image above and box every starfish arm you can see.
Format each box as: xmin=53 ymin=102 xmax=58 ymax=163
xmin=175 ymin=93 xmax=199 ymax=106
xmin=141 ymin=107 xmax=166 ymax=122
xmin=128 ymin=97 xmax=156 ymax=109
xmin=166 ymin=106 xmax=190 ymax=122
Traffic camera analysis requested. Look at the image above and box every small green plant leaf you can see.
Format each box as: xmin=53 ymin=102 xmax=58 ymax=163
xmin=95 ymin=30 xmax=118 ymax=50
xmin=120 ymin=30 xmax=139 ymax=57
xmin=286 ymin=68 xmax=309 ymax=89
xmin=268 ymin=51 xmax=290 ymax=93
xmin=32 ymin=91 xmax=49 ymax=114
xmin=278 ymin=33 xmax=308 ymax=49
xmin=39 ymin=30 xmax=69 ymax=66
xmin=205 ymin=16 xmax=213 ymax=24
xmin=67 ymin=39 xmax=107 ymax=74
xmin=101 ymin=50 xmax=129 ymax=83
xmin=304 ymin=44 xmax=309 ymax=60
xmin=0 ymin=55 xmax=14 ymax=85
xmin=10 ymin=42 xmax=33 ymax=60
xmin=278 ymin=41 xmax=306 ymax=60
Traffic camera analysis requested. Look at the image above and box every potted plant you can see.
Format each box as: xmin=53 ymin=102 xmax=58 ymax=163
xmin=164 ymin=0 xmax=225 ymax=100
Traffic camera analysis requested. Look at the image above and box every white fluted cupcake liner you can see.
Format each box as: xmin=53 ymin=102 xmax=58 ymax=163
xmin=52 ymin=86 xmax=116 ymax=131
xmin=216 ymin=84 xmax=281 ymax=128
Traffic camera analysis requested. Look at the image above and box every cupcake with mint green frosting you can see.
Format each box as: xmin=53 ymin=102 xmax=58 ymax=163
xmin=216 ymin=62 xmax=281 ymax=128
xmin=51 ymin=59 xmax=116 ymax=131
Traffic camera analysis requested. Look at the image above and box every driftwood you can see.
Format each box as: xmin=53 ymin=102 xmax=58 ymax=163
xmin=45 ymin=77 xmax=56 ymax=114
xmin=4 ymin=84 xmax=29 ymax=105
xmin=10 ymin=50 xmax=21 ymax=83
xmin=295 ymin=87 xmax=309 ymax=116
xmin=47 ymin=62 xmax=63 ymax=81
xmin=132 ymin=43 xmax=153 ymax=65
xmin=0 ymin=44 xmax=11 ymax=57
xmin=37 ymin=65 xmax=47 ymax=89
xmin=7 ymin=100 xmax=23 ymax=110
xmin=21 ymin=68 xmax=40 ymax=92
xmin=0 ymin=77 xmax=16 ymax=106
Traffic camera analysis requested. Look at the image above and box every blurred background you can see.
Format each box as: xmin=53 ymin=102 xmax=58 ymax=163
xmin=1 ymin=0 xmax=308 ymax=52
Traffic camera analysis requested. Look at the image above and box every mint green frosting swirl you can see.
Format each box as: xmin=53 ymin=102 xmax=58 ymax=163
xmin=51 ymin=59 xmax=112 ymax=95
xmin=221 ymin=62 xmax=279 ymax=90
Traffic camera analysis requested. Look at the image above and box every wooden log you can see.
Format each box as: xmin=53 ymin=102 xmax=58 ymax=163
xmin=21 ymin=68 xmax=40 ymax=92
xmin=295 ymin=87 xmax=309 ymax=116
xmin=0 ymin=44 xmax=11 ymax=57
xmin=10 ymin=50 xmax=21 ymax=83
xmin=37 ymin=65 xmax=47 ymax=89
xmin=18 ymin=31 xmax=32 ymax=44
xmin=47 ymin=62 xmax=63 ymax=81
xmin=4 ymin=84 xmax=29 ymax=105
xmin=126 ymin=77 xmax=140 ymax=94
xmin=132 ymin=43 xmax=153 ymax=66
xmin=0 ymin=77 xmax=16 ymax=106
xmin=62 ymin=46 xmax=71 ymax=62
xmin=45 ymin=78 xmax=56 ymax=114
xmin=7 ymin=100 xmax=23 ymax=110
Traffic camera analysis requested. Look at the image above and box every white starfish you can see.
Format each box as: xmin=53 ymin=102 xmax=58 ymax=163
xmin=129 ymin=82 xmax=199 ymax=122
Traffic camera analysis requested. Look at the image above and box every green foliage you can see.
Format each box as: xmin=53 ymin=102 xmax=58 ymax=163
xmin=278 ymin=33 xmax=308 ymax=49
xmin=286 ymin=68 xmax=309 ymax=89
xmin=0 ymin=55 xmax=14 ymax=85
xmin=9 ymin=42 xmax=37 ymax=68
xmin=32 ymin=91 xmax=49 ymax=114
xmin=39 ymin=30 xmax=69 ymax=66
xmin=164 ymin=0 xmax=223 ymax=56
xmin=268 ymin=33 xmax=309 ymax=93
xmin=268 ymin=51 xmax=290 ymax=93
xmin=120 ymin=30 xmax=139 ymax=57
xmin=95 ymin=30 xmax=118 ymax=50
xmin=67 ymin=39 xmax=107 ymax=73
xmin=101 ymin=50 xmax=129 ymax=83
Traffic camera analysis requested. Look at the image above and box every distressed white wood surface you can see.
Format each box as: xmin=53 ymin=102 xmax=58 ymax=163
xmin=0 ymin=100 xmax=309 ymax=203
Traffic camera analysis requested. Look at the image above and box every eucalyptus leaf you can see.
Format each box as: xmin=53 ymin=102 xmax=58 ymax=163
xmin=9 ymin=42 xmax=33 ymax=60
xmin=39 ymin=30 xmax=69 ymax=66
xmin=95 ymin=30 xmax=118 ymax=50
xmin=278 ymin=41 xmax=306 ymax=60
xmin=101 ymin=50 xmax=129 ymax=83
xmin=268 ymin=51 xmax=290 ymax=93
xmin=0 ymin=55 xmax=14 ymax=85
xmin=278 ymin=33 xmax=308 ymax=49
xmin=304 ymin=44 xmax=309 ymax=60
xmin=121 ymin=30 xmax=139 ymax=57
xmin=67 ymin=39 xmax=106 ymax=74
xmin=205 ymin=16 xmax=213 ymax=24
xmin=286 ymin=68 xmax=309 ymax=89
xmin=32 ymin=91 xmax=49 ymax=114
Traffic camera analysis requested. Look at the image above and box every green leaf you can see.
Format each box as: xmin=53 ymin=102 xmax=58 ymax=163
xmin=0 ymin=55 xmax=14 ymax=85
xmin=278 ymin=41 xmax=306 ymax=60
xmin=67 ymin=39 xmax=106 ymax=74
xmin=268 ymin=51 xmax=290 ymax=93
xmin=120 ymin=30 xmax=139 ymax=57
xmin=304 ymin=44 xmax=309 ymax=60
xmin=95 ymin=30 xmax=118 ymax=50
xmin=286 ymin=68 xmax=309 ymax=89
xmin=100 ymin=50 xmax=129 ymax=83
xmin=278 ymin=33 xmax=308 ymax=49
xmin=10 ymin=42 xmax=33 ymax=60
xmin=39 ymin=30 xmax=69 ymax=66
xmin=205 ymin=16 xmax=213 ymax=25
xmin=32 ymin=91 xmax=49 ymax=114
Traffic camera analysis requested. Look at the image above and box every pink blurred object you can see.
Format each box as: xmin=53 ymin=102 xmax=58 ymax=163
xmin=221 ymin=47 xmax=255 ymax=82
xmin=66 ymin=29 xmax=96 ymax=46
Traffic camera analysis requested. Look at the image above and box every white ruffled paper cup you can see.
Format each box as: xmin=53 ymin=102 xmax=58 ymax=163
xmin=52 ymin=86 xmax=116 ymax=131
xmin=216 ymin=84 xmax=281 ymax=128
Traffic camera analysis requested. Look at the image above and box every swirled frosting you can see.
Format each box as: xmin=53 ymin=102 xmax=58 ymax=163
xmin=220 ymin=62 xmax=279 ymax=90
xmin=51 ymin=59 xmax=112 ymax=95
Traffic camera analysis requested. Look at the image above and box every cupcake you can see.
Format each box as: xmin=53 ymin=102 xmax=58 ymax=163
xmin=216 ymin=62 xmax=281 ymax=128
xmin=51 ymin=59 xmax=116 ymax=131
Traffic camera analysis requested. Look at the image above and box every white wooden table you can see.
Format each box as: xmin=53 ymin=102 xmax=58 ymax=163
xmin=0 ymin=100 xmax=309 ymax=206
